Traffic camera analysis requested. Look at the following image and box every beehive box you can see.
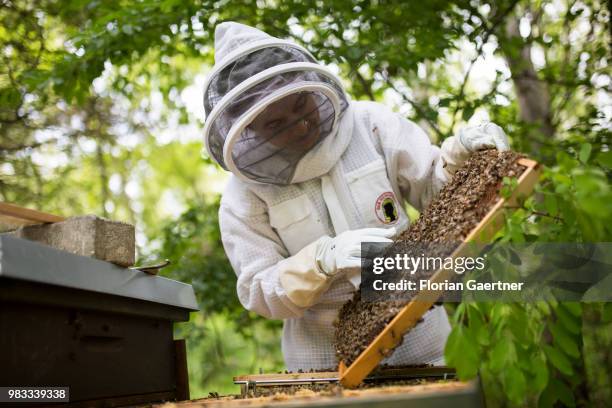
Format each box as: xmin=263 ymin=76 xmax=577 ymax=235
xmin=0 ymin=235 xmax=199 ymax=406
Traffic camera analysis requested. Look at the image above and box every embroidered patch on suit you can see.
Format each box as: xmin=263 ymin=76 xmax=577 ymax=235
xmin=375 ymin=192 xmax=399 ymax=224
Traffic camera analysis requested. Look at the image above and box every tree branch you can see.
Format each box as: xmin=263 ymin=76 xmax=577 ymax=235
xmin=450 ymin=0 xmax=520 ymax=131
xmin=381 ymin=71 xmax=445 ymax=140
xmin=352 ymin=68 xmax=376 ymax=100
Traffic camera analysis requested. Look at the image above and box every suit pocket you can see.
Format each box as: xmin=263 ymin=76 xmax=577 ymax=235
xmin=269 ymin=195 xmax=326 ymax=255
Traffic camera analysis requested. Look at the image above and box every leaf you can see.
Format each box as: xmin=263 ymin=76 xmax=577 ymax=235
xmin=475 ymin=324 xmax=490 ymax=346
xmin=467 ymin=305 xmax=490 ymax=346
xmin=556 ymin=305 xmax=581 ymax=335
xmin=503 ymin=365 xmax=527 ymax=404
xmin=508 ymin=313 xmax=530 ymax=344
xmin=462 ymin=104 xmax=475 ymax=121
xmin=490 ymin=304 xmax=510 ymax=330
xmin=489 ymin=335 xmax=516 ymax=372
xmin=544 ymin=194 xmax=558 ymax=217
xmin=602 ymin=302 xmax=612 ymax=323
xmin=552 ymin=377 xmax=576 ymax=407
xmin=538 ymin=388 xmax=555 ymax=407
xmin=438 ymin=97 xmax=452 ymax=107
xmin=500 ymin=176 xmax=517 ymax=198
xmin=347 ymin=46 xmax=362 ymax=60
xmin=549 ymin=323 xmax=580 ymax=358
xmin=452 ymin=303 xmax=466 ymax=324
xmin=596 ymin=150 xmax=612 ymax=168
xmin=445 ymin=326 xmax=480 ymax=380
xmin=0 ymin=87 xmax=22 ymax=107
xmin=530 ymin=352 xmax=549 ymax=392
xmin=537 ymin=301 xmax=551 ymax=316
xmin=561 ymin=302 xmax=582 ymax=317
xmin=578 ymin=143 xmax=592 ymax=163
xmin=539 ymin=377 xmax=575 ymax=407
xmin=544 ymin=345 xmax=574 ymax=376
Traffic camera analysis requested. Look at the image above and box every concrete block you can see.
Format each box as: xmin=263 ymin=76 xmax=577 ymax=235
xmin=11 ymin=215 xmax=135 ymax=267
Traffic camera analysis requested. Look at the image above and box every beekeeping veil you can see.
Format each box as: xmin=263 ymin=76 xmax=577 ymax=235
xmin=203 ymin=22 xmax=351 ymax=185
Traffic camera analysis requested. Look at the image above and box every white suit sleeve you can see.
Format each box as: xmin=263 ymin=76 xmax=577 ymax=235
xmin=219 ymin=179 xmax=332 ymax=319
xmin=368 ymin=103 xmax=469 ymax=211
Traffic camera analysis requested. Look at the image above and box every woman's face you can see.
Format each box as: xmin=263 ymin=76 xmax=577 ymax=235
xmin=248 ymin=92 xmax=322 ymax=152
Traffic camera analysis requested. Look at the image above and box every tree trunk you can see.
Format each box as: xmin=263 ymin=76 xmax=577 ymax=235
xmin=501 ymin=15 xmax=555 ymax=154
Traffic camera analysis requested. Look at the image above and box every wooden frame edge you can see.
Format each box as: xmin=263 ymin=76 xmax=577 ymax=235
xmin=338 ymin=157 xmax=541 ymax=388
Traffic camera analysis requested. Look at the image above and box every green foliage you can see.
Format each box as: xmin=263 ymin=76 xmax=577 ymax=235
xmin=155 ymin=196 xmax=281 ymax=331
xmin=446 ymin=135 xmax=611 ymax=406
xmin=176 ymin=313 xmax=284 ymax=396
xmin=157 ymin=197 xmax=238 ymax=314
xmin=2 ymin=0 xmax=610 ymax=402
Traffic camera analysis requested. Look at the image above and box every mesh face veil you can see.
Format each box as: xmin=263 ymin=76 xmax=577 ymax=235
xmin=203 ymin=24 xmax=349 ymax=185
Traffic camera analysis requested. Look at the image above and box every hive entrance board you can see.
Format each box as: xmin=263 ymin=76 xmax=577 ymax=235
xmin=337 ymin=153 xmax=541 ymax=388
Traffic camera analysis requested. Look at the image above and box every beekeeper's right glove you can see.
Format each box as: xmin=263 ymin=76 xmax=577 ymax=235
xmin=279 ymin=227 xmax=396 ymax=308
xmin=316 ymin=227 xmax=396 ymax=277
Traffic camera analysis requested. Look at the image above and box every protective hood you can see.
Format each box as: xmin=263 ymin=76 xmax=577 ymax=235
xmin=203 ymin=22 xmax=351 ymax=185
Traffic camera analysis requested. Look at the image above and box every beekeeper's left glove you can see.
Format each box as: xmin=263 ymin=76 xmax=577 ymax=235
xmin=440 ymin=121 xmax=510 ymax=177
xmin=458 ymin=122 xmax=510 ymax=152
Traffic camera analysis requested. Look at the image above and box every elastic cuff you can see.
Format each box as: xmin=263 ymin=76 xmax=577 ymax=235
xmin=456 ymin=130 xmax=472 ymax=154
xmin=278 ymin=237 xmax=333 ymax=308
xmin=314 ymin=235 xmax=334 ymax=276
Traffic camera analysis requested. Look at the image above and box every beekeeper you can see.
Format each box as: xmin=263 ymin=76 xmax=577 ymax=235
xmin=202 ymin=22 xmax=509 ymax=370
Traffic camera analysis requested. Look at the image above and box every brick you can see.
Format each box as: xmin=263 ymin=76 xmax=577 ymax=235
xmin=11 ymin=215 xmax=135 ymax=267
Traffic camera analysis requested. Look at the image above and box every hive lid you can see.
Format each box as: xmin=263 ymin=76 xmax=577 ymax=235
xmin=0 ymin=235 xmax=199 ymax=311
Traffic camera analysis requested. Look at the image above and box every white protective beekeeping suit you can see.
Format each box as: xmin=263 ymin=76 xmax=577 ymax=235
xmin=203 ymin=22 xmax=506 ymax=370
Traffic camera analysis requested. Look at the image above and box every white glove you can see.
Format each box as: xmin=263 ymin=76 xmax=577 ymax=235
xmin=458 ymin=122 xmax=510 ymax=152
xmin=316 ymin=227 xmax=396 ymax=288
xmin=440 ymin=122 xmax=510 ymax=178
xmin=278 ymin=227 xmax=396 ymax=308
